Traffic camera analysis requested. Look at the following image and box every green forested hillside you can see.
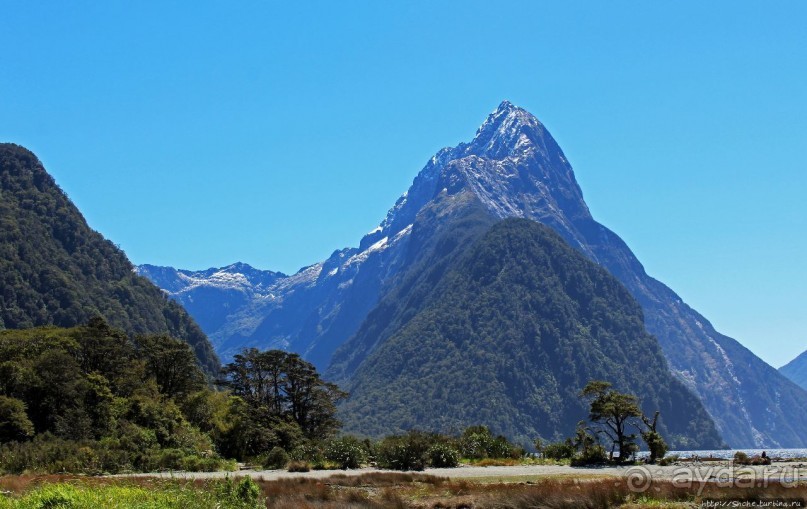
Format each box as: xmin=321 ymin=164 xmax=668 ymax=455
xmin=338 ymin=216 xmax=724 ymax=450
xmin=0 ymin=144 xmax=218 ymax=374
xmin=0 ymin=321 xmax=233 ymax=473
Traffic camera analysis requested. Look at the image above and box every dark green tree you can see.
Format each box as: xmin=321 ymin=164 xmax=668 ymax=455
xmin=283 ymin=353 xmax=346 ymax=439
xmin=640 ymin=411 xmax=668 ymax=464
xmin=76 ymin=317 xmax=135 ymax=380
xmin=136 ymin=334 xmax=205 ymax=400
xmin=0 ymin=396 xmax=34 ymax=443
xmin=219 ymin=348 xmax=347 ymax=452
xmin=570 ymin=420 xmax=608 ymax=465
xmin=580 ymin=381 xmax=642 ymax=463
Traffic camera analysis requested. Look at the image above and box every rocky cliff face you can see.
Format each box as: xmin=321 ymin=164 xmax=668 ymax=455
xmin=139 ymin=102 xmax=807 ymax=447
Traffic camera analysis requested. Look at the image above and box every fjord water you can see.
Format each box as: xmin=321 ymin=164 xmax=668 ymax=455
xmin=664 ymin=449 xmax=807 ymax=460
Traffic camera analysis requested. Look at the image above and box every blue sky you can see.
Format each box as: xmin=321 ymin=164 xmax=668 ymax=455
xmin=2 ymin=1 xmax=805 ymax=367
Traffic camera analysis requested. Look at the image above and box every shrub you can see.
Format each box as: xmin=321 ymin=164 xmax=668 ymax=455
xmin=376 ymin=432 xmax=432 ymax=471
xmin=235 ymin=476 xmax=260 ymax=504
xmin=324 ymin=436 xmax=367 ymax=469
xmin=657 ymin=454 xmax=680 ymax=466
xmin=157 ymin=448 xmax=185 ymax=470
xmin=0 ymin=433 xmax=232 ymax=475
xmin=287 ymin=460 xmax=311 ymax=472
xmin=543 ymin=441 xmax=576 ymax=460
xmin=0 ymin=396 xmax=34 ymax=443
xmin=427 ymin=442 xmax=460 ymax=468
xmin=182 ymin=454 xmax=234 ymax=472
xmin=571 ymin=444 xmax=608 ymax=466
xmin=733 ymin=451 xmax=750 ymax=465
xmin=733 ymin=452 xmax=771 ymax=466
xmin=263 ymin=446 xmax=289 ymax=469
xmin=216 ymin=476 xmax=262 ymax=506
xmin=290 ymin=442 xmax=324 ymax=464
xmin=458 ymin=426 xmax=521 ymax=459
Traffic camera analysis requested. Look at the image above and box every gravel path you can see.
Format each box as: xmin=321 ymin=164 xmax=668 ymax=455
xmin=111 ymin=461 xmax=807 ymax=484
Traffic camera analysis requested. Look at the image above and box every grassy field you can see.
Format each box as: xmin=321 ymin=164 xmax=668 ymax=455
xmin=2 ymin=472 xmax=806 ymax=508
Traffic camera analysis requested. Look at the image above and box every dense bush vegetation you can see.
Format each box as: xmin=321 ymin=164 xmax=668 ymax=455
xmin=459 ymin=425 xmax=523 ymax=460
xmin=372 ymin=428 xmax=521 ymax=471
xmin=324 ymin=436 xmax=368 ymax=469
xmin=262 ymin=447 xmax=289 ymax=469
xmin=0 ymin=321 xmax=232 ymax=474
xmin=0 ymin=321 xmax=359 ymax=475
xmin=427 ymin=442 xmax=460 ymax=468
xmin=376 ymin=432 xmax=432 ymax=471
xmin=542 ymin=441 xmax=576 ymax=461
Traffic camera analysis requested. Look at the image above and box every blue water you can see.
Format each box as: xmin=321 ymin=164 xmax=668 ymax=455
xmin=643 ymin=449 xmax=807 ymax=460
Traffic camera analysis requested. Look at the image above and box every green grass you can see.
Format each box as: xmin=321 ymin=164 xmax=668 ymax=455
xmin=0 ymin=478 xmax=262 ymax=509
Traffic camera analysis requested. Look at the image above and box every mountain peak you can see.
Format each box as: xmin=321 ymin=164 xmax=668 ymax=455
xmin=495 ymin=99 xmax=517 ymax=113
xmin=469 ymin=100 xmax=544 ymax=159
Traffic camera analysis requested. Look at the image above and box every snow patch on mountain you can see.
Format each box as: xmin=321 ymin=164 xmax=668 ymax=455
xmin=347 ymin=236 xmax=389 ymax=266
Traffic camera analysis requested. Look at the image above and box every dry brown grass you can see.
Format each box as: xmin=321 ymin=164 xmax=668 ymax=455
xmin=4 ymin=472 xmax=807 ymax=508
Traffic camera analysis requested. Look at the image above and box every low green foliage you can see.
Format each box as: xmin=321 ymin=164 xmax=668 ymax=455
xmin=262 ymin=446 xmax=289 ymax=469
xmin=542 ymin=441 xmax=576 ymax=460
xmin=459 ymin=426 xmax=523 ymax=460
xmin=570 ymin=444 xmax=608 ymax=466
xmin=289 ymin=442 xmax=325 ymax=464
xmin=0 ymin=322 xmax=234 ymax=475
xmin=427 ymin=442 xmax=460 ymax=468
xmin=324 ymin=436 xmax=367 ymax=469
xmin=0 ymin=434 xmax=235 ymax=475
xmin=0 ymin=478 xmax=262 ymax=509
xmin=376 ymin=431 xmax=433 ymax=471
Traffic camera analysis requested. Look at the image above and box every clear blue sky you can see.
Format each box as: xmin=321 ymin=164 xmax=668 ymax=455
xmin=2 ymin=1 xmax=805 ymax=367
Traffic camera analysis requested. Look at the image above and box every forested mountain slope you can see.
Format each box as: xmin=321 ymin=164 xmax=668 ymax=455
xmin=336 ymin=210 xmax=724 ymax=449
xmin=0 ymin=144 xmax=218 ymax=374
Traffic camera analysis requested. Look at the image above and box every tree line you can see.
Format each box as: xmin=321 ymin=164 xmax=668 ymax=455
xmin=0 ymin=319 xmax=671 ymax=474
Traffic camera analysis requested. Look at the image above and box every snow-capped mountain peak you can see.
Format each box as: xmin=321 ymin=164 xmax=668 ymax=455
xmin=469 ymin=100 xmax=544 ymax=159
